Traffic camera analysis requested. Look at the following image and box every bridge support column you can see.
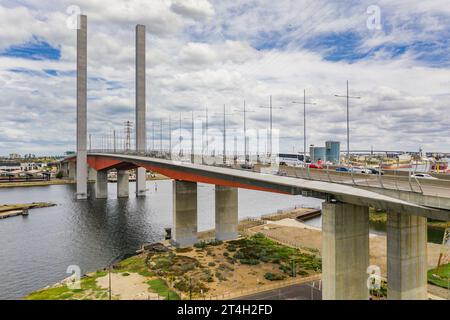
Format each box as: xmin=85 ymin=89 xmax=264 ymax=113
xmin=135 ymin=24 xmax=146 ymax=197
xmin=322 ymin=201 xmax=369 ymax=300
xmin=76 ymin=15 xmax=88 ymax=200
xmin=387 ymin=212 xmax=427 ymax=300
xmin=68 ymin=161 xmax=76 ymax=180
xmin=172 ymin=180 xmax=197 ymax=248
xmin=88 ymin=166 xmax=97 ymax=182
xmin=136 ymin=168 xmax=146 ymax=197
xmin=95 ymin=170 xmax=108 ymax=199
xmin=117 ymin=170 xmax=129 ymax=198
xmin=215 ymin=186 xmax=238 ymax=241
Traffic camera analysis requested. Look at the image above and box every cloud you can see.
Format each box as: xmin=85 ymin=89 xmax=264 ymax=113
xmin=0 ymin=0 xmax=449 ymax=155
xmin=171 ymin=0 xmax=215 ymax=21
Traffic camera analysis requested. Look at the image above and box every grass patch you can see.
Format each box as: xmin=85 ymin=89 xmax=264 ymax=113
xmin=26 ymin=271 xmax=108 ymax=300
xmin=428 ymin=263 xmax=450 ymax=289
xmin=147 ymin=279 xmax=180 ymax=300
xmin=113 ymin=254 xmax=152 ymax=277
xmin=229 ymin=233 xmax=321 ymax=276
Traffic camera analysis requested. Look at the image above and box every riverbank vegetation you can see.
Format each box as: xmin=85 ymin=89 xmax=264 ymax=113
xmin=26 ymin=271 xmax=109 ymax=300
xmin=369 ymin=207 xmax=449 ymax=230
xmin=428 ymin=263 xmax=450 ymax=289
xmin=25 ymin=233 xmax=321 ymax=300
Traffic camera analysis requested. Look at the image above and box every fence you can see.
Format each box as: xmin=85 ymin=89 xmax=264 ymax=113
xmin=205 ymin=274 xmax=321 ymax=300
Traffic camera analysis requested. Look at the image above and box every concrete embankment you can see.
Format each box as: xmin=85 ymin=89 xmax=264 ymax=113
xmin=0 ymin=202 xmax=56 ymax=219
xmin=0 ymin=180 xmax=75 ymax=188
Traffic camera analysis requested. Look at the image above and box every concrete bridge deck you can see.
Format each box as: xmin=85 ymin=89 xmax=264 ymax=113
xmin=65 ymin=152 xmax=450 ymax=221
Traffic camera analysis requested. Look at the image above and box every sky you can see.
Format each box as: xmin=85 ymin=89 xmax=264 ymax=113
xmin=0 ymin=0 xmax=449 ymax=156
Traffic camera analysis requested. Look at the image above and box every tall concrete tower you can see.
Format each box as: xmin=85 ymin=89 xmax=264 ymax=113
xmin=135 ymin=24 xmax=147 ymax=197
xmin=76 ymin=15 xmax=88 ymax=200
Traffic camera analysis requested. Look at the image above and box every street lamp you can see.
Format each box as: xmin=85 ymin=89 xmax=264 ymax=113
xmin=292 ymin=89 xmax=316 ymax=163
xmin=334 ymin=80 xmax=361 ymax=162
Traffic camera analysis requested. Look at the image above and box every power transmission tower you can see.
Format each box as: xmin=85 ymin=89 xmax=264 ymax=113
xmin=124 ymin=121 xmax=133 ymax=151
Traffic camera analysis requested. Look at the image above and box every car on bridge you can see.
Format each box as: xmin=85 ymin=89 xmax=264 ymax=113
xmin=240 ymin=163 xmax=255 ymax=170
xmin=366 ymin=168 xmax=384 ymax=175
xmin=336 ymin=167 xmax=349 ymax=172
xmin=412 ymin=173 xmax=439 ymax=180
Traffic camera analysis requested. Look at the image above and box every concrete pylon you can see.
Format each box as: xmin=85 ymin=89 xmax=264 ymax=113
xmin=76 ymin=14 xmax=88 ymax=200
xmin=135 ymin=24 xmax=146 ymax=197
xmin=68 ymin=161 xmax=76 ymax=180
xmin=117 ymin=170 xmax=129 ymax=198
xmin=322 ymin=201 xmax=370 ymax=300
xmin=95 ymin=170 xmax=108 ymax=199
xmin=88 ymin=166 xmax=97 ymax=182
xmin=387 ymin=212 xmax=427 ymax=300
xmin=215 ymin=186 xmax=238 ymax=241
xmin=172 ymin=180 xmax=198 ymax=248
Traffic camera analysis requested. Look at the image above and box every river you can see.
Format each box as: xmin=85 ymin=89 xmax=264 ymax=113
xmin=0 ymin=180 xmax=322 ymax=300
xmin=0 ymin=180 xmax=444 ymax=300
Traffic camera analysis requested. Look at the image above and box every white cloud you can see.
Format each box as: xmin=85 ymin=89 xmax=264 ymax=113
xmin=171 ymin=0 xmax=215 ymax=21
xmin=0 ymin=0 xmax=449 ymax=155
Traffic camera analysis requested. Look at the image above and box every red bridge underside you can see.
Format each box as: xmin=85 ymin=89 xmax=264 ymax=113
xmin=84 ymin=155 xmax=288 ymax=195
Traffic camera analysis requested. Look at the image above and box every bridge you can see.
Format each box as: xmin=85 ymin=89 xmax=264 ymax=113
xmin=62 ymin=15 xmax=450 ymax=300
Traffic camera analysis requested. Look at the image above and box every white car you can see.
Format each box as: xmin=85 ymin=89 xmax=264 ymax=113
xmin=411 ymin=173 xmax=438 ymax=180
xmin=348 ymin=167 xmax=371 ymax=174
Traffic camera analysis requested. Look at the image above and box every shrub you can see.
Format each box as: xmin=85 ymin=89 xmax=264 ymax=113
xmin=56 ymin=171 xmax=63 ymax=179
xmin=215 ymin=272 xmax=226 ymax=281
xmin=180 ymin=263 xmax=196 ymax=273
xmin=264 ymin=273 xmax=286 ymax=281
xmin=194 ymin=242 xmax=207 ymax=249
xmin=240 ymin=258 xmax=260 ymax=265
xmin=208 ymin=262 xmax=216 ymax=267
xmin=223 ymin=252 xmax=229 ymax=257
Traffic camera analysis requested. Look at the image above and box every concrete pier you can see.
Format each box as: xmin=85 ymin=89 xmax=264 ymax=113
xmin=76 ymin=15 xmax=88 ymax=200
xmin=117 ymin=170 xmax=129 ymax=198
xmin=172 ymin=180 xmax=198 ymax=248
xmin=215 ymin=186 xmax=238 ymax=241
xmin=88 ymin=166 xmax=97 ymax=182
xmin=322 ymin=201 xmax=369 ymax=300
xmin=387 ymin=212 xmax=428 ymax=300
xmin=95 ymin=170 xmax=108 ymax=199
xmin=135 ymin=24 xmax=146 ymax=197
xmin=68 ymin=161 xmax=76 ymax=180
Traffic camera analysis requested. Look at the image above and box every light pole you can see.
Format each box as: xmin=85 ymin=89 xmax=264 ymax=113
xmin=335 ymin=80 xmax=361 ymax=162
xmin=168 ymin=116 xmax=172 ymax=159
xmin=292 ymin=89 xmax=316 ymax=163
xmin=211 ymin=105 xmax=234 ymax=164
xmin=159 ymin=118 xmax=163 ymax=156
xmin=259 ymin=95 xmax=283 ymax=159
xmin=234 ymin=100 xmax=255 ymax=165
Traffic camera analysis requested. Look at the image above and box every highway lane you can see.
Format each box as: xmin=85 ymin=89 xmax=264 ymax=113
xmin=234 ymin=282 xmax=322 ymax=300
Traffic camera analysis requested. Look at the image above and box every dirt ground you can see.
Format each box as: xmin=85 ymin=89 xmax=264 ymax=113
xmin=96 ymin=273 xmax=158 ymax=300
xmin=176 ymin=243 xmax=314 ymax=299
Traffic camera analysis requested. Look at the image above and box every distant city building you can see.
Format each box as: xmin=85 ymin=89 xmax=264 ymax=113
xmin=9 ymin=153 xmax=21 ymax=159
xmin=0 ymin=161 xmax=21 ymax=172
xmin=310 ymin=145 xmax=326 ymax=163
xmin=326 ymin=141 xmax=341 ymax=165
